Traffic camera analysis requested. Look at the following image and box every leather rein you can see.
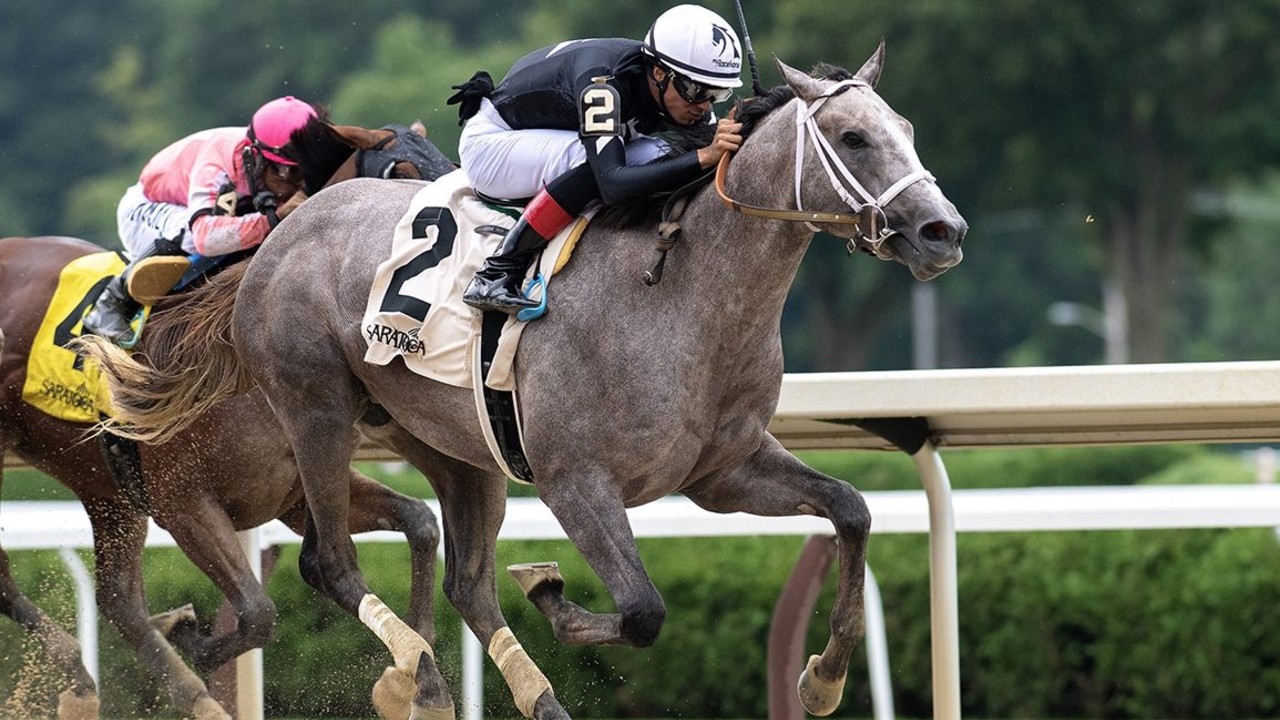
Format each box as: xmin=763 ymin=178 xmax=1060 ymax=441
xmin=713 ymin=77 xmax=935 ymax=259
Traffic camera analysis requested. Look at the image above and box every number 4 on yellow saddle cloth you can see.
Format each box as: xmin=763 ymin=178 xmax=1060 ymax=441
xmin=22 ymin=252 xmax=153 ymax=423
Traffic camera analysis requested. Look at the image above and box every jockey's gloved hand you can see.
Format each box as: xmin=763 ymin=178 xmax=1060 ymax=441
xmin=252 ymin=190 xmax=278 ymax=213
xmin=253 ymin=190 xmax=280 ymax=228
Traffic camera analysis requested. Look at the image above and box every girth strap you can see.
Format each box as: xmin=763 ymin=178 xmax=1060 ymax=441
xmin=477 ymin=311 xmax=534 ymax=483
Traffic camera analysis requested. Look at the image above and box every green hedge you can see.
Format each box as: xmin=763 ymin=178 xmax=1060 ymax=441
xmin=3 ymin=445 xmax=1278 ymax=718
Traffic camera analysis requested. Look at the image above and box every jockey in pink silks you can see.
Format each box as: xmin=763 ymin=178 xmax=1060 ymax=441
xmin=82 ymin=95 xmax=319 ymax=343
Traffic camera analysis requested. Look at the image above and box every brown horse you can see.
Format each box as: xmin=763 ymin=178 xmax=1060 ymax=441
xmin=0 ymin=123 xmax=453 ymax=720
xmin=82 ymin=48 xmax=965 ymax=720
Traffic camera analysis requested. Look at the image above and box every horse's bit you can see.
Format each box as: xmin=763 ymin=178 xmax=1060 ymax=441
xmin=715 ymin=78 xmax=935 ymax=258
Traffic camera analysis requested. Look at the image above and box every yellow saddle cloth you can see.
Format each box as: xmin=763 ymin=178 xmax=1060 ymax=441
xmin=22 ymin=252 xmax=148 ymax=423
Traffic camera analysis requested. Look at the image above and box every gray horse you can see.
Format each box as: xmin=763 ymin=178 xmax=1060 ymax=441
xmin=83 ymin=46 xmax=965 ymax=720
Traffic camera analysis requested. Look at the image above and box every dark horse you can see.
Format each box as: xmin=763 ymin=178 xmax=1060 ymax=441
xmin=0 ymin=122 xmax=453 ymax=720
xmin=84 ymin=47 xmax=966 ymax=719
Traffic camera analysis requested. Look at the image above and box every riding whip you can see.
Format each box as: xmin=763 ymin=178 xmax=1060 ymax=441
xmin=731 ymin=0 xmax=765 ymax=96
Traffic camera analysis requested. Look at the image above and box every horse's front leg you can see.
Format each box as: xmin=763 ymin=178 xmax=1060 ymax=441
xmin=684 ymin=434 xmax=872 ymax=717
xmin=529 ymin=474 xmax=666 ymax=648
xmin=278 ymin=406 xmax=452 ymax=720
xmin=85 ymin=499 xmax=230 ymax=720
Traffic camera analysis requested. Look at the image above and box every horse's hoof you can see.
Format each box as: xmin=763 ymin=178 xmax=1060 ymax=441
xmin=372 ymin=665 xmax=414 ymax=720
xmin=190 ymin=694 xmax=231 ymax=720
xmin=508 ymin=561 xmax=563 ymax=597
xmin=797 ymin=654 xmax=846 ymax=716
xmin=57 ymin=688 xmax=100 ymax=720
xmin=533 ymin=689 xmax=571 ymax=720
xmin=409 ymin=701 xmax=457 ymax=720
xmin=149 ymin=603 xmax=198 ymax=637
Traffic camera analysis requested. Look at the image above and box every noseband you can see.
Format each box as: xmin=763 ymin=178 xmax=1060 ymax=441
xmin=715 ymin=78 xmax=935 ymax=258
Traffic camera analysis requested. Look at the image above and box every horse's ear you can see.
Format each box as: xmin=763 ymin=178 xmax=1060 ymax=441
xmin=330 ymin=124 xmax=387 ymax=150
xmin=410 ymin=120 xmax=428 ymax=138
xmin=855 ymin=39 xmax=886 ymax=89
xmin=774 ymin=56 xmax=826 ymax=103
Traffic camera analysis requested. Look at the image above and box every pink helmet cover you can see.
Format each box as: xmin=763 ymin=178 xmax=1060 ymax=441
xmin=249 ymin=96 xmax=317 ymax=166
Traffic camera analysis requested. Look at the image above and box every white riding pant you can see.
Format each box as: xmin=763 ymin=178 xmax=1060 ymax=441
xmin=117 ymin=182 xmax=199 ymax=259
xmin=459 ymin=99 xmax=670 ymax=202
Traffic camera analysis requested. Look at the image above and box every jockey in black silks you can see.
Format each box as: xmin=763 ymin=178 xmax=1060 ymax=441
xmin=447 ymin=3 xmax=746 ymax=315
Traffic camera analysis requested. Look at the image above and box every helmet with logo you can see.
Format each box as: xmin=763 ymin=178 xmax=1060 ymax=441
xmin=248 ymin=96 xmax=318 ymax=166
xmin=642 ymin=4 xmax=744 ymax=89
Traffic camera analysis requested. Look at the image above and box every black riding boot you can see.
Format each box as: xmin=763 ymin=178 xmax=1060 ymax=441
xmin=462 ymin=216 xmax=551 ymax=314
xmin=81 ymin=244 xmax=162 ymax=343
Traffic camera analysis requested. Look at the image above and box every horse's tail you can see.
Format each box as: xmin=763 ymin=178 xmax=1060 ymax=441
xmin=74 ymin=262 xmax=255 ymax=445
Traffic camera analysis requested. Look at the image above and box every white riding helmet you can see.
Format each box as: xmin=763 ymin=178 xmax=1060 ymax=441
xmin=643 ymin=4 xmax=745 ymax=88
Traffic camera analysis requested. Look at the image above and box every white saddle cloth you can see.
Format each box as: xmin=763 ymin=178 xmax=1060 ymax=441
xmin=361 ymin=169 xmax=588 ymax=391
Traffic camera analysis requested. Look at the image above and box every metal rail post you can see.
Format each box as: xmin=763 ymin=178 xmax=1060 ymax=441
xmin=912 ymin=442 xmax=960 ymax=720
xmin=235 ymin=529 xmax=265 ymax=720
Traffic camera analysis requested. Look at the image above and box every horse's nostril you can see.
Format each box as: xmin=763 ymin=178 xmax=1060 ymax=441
xmin=920 ymin=220 xmax=957 ymax=244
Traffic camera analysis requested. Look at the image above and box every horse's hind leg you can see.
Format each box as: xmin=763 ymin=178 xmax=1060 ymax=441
xmin=154 ymin=494 xmax=278 ymax=673
xmin=260 ymin=380 xmax=453 ymax=720
xmin=682 ymin=435 xmax=871 ymax=717
xmin=0 ymin=537 xmax=100 ymax=719
xmin=286 ymin=466 xmax=441 ymax=720
xmin=84 ymin=499 xmax=230 ymax=720
xmin=343 ymin=468 xmax=440 ymax=642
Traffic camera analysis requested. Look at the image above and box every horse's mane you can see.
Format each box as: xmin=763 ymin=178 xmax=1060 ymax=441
xmin=286 ymin=108 xmax=360 ymax=196
xmin=735 ymin=62 xmax=853 ymax=139
xmin=594 ymin=63 xmax=853 ymax=231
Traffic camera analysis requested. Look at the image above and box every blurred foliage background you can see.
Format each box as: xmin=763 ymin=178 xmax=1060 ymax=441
xmin=6 ymin=1 xmax=1280 ymax=717
xmin=6 ymin=0 xmax=1280 ymax=370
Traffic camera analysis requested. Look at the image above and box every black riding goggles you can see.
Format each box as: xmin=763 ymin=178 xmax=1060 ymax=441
xmin=670 ymin=72 xmax=734 ymax=105
xmin=265 ymin=161 xmax=303 ymax=183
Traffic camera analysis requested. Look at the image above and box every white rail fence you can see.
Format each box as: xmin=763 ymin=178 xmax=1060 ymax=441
xmin=6 ymin=484 xmax=1280 ymax=720
xmin=8 ymin=360 xmax=1280 ymax=720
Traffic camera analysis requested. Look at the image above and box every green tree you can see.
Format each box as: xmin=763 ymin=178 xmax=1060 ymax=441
xmin=1185 ymin=171 xmax=1280 ymax=361
xmin=0 ymin=1 xmax=133 ymax=241
xmin=768 ymin=0 xmax=1280 ymax=363
xmin=328 ymin=16 xmax=528 ymax=158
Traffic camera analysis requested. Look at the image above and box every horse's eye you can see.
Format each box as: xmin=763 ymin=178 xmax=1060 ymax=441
xmin=841 ymin=131 xmax=865 ymax=149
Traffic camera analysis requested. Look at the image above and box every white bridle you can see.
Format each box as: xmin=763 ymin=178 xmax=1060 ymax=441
xmin=792 ymin=78 xmax=935 ymax=257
